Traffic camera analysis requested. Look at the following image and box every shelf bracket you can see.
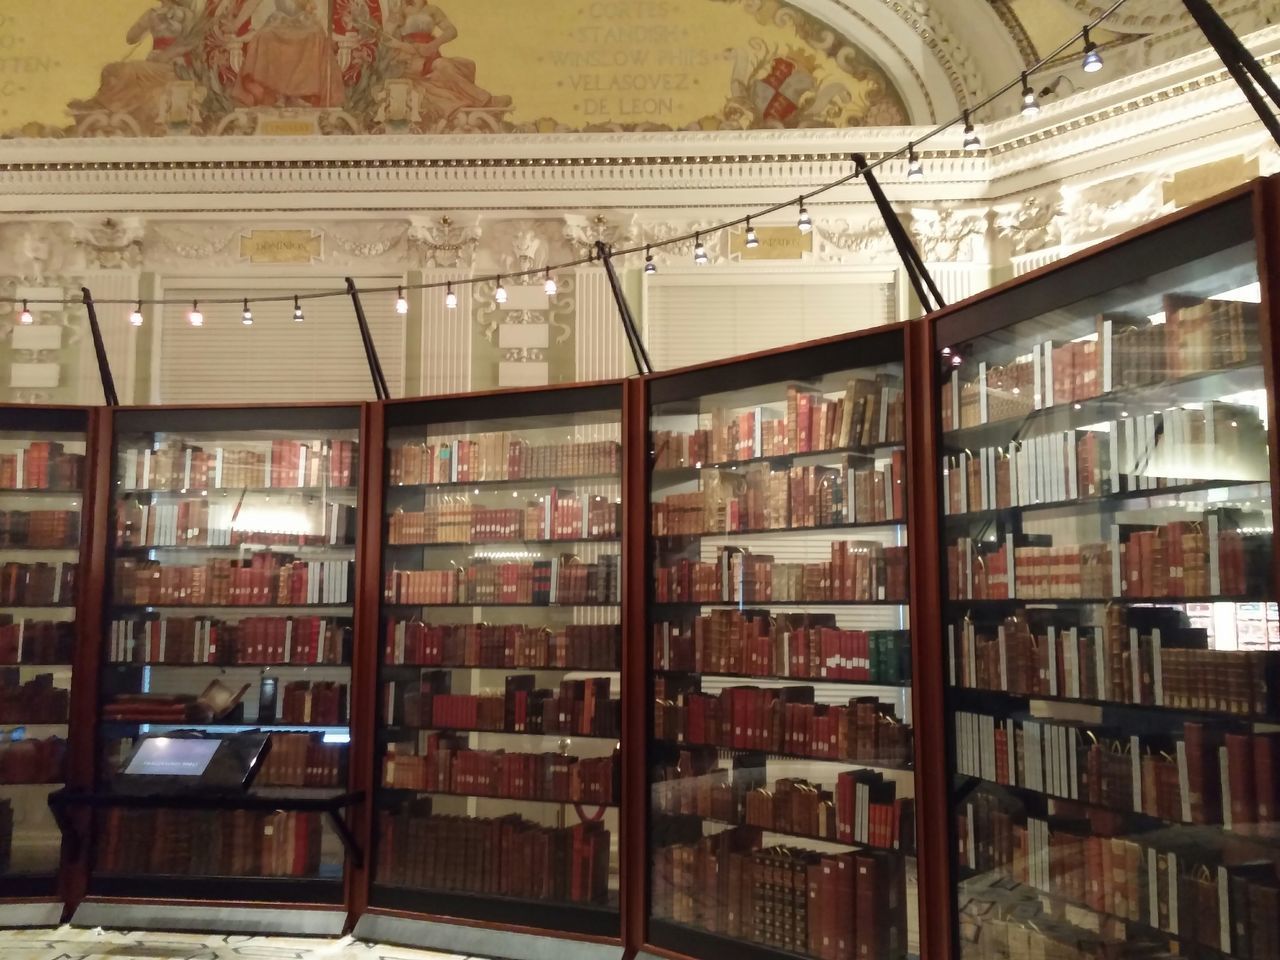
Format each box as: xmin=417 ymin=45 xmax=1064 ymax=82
xmin=595 ymin=240 xmax=654 ymax=375
xmin=1183 ymin=0 xmax=1280 ymax=149
xmin=81 ymin=287 xmax=119 ymax=406
xmin=850 ymin=155 xmax=947 ymax=315
xmin=345 ymin=278 xmax=390 ymax=401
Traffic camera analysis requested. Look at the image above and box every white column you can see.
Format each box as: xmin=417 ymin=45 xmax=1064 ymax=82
xmin=420 ymin=268 xmax=472 ymax=396
xmin=574 ymin=268 xmax=627 ymax=382
xmin=80 ymin=270 xmax=140 ymax=404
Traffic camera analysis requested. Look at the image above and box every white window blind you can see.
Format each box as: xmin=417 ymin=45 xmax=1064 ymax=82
xmin=643 ymin=272 xmax=898 ymax=371
xmin=158 ymin=281 xmax=404 ymax=404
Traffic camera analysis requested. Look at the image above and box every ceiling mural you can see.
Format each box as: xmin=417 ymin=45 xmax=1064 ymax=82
xmin=0 ymin=0 xmax=909 ymax=138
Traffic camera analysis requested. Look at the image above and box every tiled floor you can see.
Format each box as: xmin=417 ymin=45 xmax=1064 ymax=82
xmin=0 ymin=928 xmax=470 ymax=960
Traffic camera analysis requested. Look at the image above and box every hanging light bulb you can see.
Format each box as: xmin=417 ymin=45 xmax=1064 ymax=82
xmin=17 ymin=300 xmax=32 ymax=325
xmin=188 ymin=300 xmax=204 ymax=327
xmin=906 ymin=145 xmax=924 ymax=181
xmin=644 ymin=246 xmax=656 ymax=275
xmin=445 ymin=282 xmax=457 ymax=310
xmin=796 ymin=198 xmax=812 ymax=234
xmin=544 ymin=269 xmax=557 ymax=297
xmin=395 ymin=285 xmax=409 ymax=315
xmin=241 ymin=298 xmax=253 ymax=326
xmin=494 ymin=277 xmax=507 ymax=304
xmin=129 ymin=301 xmax=144 ymax=327
xmin=293 ymin=295 xmax=304 ymax=322
xmin=962 ymin=110 xmax=981 ymax=151
xmin=1020 ymin=72 xmax=1040 ymax=117
xmin=693 ymin=235 xmax=708 ymax=265
xmin=1081 ymin=26 xmax=1103 ymax=73
xmin=745 ymin=218 xmax=759 ymax=249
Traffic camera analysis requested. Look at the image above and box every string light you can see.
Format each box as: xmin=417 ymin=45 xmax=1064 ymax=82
xmin=293 ymin=295 xmax=304 ymax=322
xmin=188 ymin=300 xmax=203 ymax=327
xmin=644 ymin=246 xmax=656 ymax=275
xmin=17 ymin=300 xmax=31 ymax=325
xmin=445 ymin=282 xmax=457 ymax=309
xmin=962 ymin=111 xmax=981 ymax=151
xmin=796 ymin=198 xmax=812 ymax=234
xmin=494 ymin=277 xmax=507 ymax=304
xmin=241 ymin=298 xmax=253 ymax=326
xmin=544 ymin=269 xmax=557 ymax=297
xmin=693 ymin=235 xmax=708 ymax=265
xmin=745 ymin=218 xmax=759 ymax=249
xmin=129 ymin=301 xmax=143 ymax=327
xmin=906 ymin=145 xmax=924 ymax=180
xmin=1081 ymin=26 xmax=1103 ymax=73
xmin=1020 ymin=72 xmax=1040 ymax=117
xmin=395 ymin=285 xmax=409 ymax=315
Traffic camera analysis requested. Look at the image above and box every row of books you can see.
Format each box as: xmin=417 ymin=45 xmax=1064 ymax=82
xmin=948 ymin=607 xmax=1280 ymax=716
xmin=375 ymin=804 xmax=611 ymax=905
xmin=942 ymin=404 xmax=1265 ymax=515
xmin=655 ymin=752 xmax=912 ymax=851
xmin=106 ymin=616 xmax=351 ymax=665
xmin=654 ymin=610 xmax=910 ymax=684
xmin=0 ymin=734 xmax=64 ymax=784
xmin=114 ymin=499 xmax=357 ymax=548
xmin=653 ymin=455 xmax=906 ymax=538
xmin=384 ymin=620 xmax=619 ymax=671
xmin=389 ymin=674 xmax=619 ymax=738
xmin=103 ymin=679 xmax=347 ymax=726
xmin=118 ymin=439 xmax=359 ymax=491
xmin=0 ymin=442 xmax=83 ymax=492
xmin=383 ymin=555 xmax=620 ymax=606
xmin=0 ymin=509 xmax=78 ymax=548
xmin=382 ymin=735 xmax=616 ymax=803
xmin=655 ymin=686 xmax=912 ymax=766
xmin=0 ymin=618 xmax=74 ymax=665
xmin=96 ymin=808 xmax=325 ymax=877
xmin=388 ymin=492 xmax=619 ymax=545
xmin=112 ymin=556 xmax=352 ymax=606
xmin=652 ymin=824 xmax=907 ymax=960
xmin=0 ymin=561 xmax=75 ymax=606
xmin=389 ymin=437 xmax=620 ymax=486
xmin=0 ymin=672 xmax=68 ymax=724
xmin=946 ymin=517 xmax=1260 ymax=600
xmin=958 ymin=788 xmax=1279 ymax=960
xmin=653 ymin=377 xmax=906 ymax=470
xmin=954 ymin=709 xmax=1280 ymax=830
xmin=279 ymin=680 xmax=348 ymax=725
xmin=941 ymin=298 xmax=1257 ymax=430
xmin=255 ymin=732 xmax=346 ymax=787
xmin=654 ymin=543 xmax=909 ymax=605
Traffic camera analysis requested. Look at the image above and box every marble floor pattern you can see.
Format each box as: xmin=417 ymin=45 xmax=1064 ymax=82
xmin=0 ymin=928 xmax=471 ymax=960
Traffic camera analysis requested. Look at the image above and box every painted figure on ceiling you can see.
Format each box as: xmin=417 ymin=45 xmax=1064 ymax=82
xmin=225 ymin=0 xmax=345 ymax=107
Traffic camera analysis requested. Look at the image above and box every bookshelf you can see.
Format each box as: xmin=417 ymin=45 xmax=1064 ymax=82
xmin=932 ymin=184 xmax=1280 ymax=960
xmin=367 ymin=383 xmax=625 ymax=938
xmin=90 ymin=405 xmax=363 ymax=905
xmin=0 ymin=406 xmax=90 ymax=901
xmin=643 ymin=331 xmax=919 ymax=960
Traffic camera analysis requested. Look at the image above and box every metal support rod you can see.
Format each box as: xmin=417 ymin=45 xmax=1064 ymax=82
xmin=852 ymin=154 xmax=947 ymax=314
xmin=1183 ymin=0 xmax=1280 ymax=148
xmin=345 ymin=277 xmax=389 ymax=401
xmin=80 ymin=287 xmax=119 ymax=406
xmin=595 ymin=240 xmax=654 ymax=375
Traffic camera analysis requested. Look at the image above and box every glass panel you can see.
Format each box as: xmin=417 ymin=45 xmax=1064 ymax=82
xmin=0 ymin=416 xmax=86 ymax=885
xmin=938 ymin=206 xmax=1278 ymax=958
xmin=647 ymin=341 xmax=920 ymax=960
xmin=373 ymin=390 xmax=623 ymax=935
xmin=96 ymin=414 xmax=359 ymax=889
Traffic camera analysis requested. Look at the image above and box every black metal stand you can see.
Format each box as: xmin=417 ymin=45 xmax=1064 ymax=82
xmin=1183 ymin=0 xmax=1280 ymax=149
xmin=595 ymin=240 xmax=654 ymax=375
xmin=81 ymin=287 xmax=119 ymax=406
xmin=345 ymin=278 xmax=390 ymax=400
xmin=851 ymin=154 xmax=947 ymax=315
xmin=48 ymin=788 xmax=366 ymax=868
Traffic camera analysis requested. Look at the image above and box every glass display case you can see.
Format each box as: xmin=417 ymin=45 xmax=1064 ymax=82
xmin=369 ymin=384 xmax=624 ymax=937
xmin=0 ymin=406 xmax=89 ymax=899
xmin=91 ymin=405 xmax=362 ymax=902
xmin=934 ymin=186 xmax=1280 ymax=959
xmin=644 ymin=330 xmax=920 ymax=960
